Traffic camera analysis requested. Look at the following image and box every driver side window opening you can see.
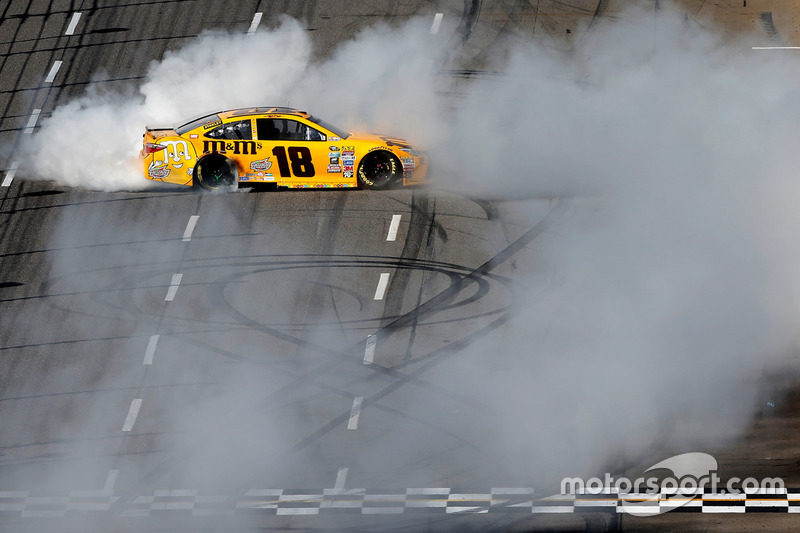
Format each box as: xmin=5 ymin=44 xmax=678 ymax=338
xmin=205 ymin=120 xmax=253 ymax=140
xmin=256 ymin=118 xmax=326 ymax=142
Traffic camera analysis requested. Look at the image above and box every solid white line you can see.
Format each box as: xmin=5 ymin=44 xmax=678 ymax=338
xmin=248 ymin=12 xmax=263 ymax=34
xmin=182 ymin=215 xmax=200 ymax=241
xmin=2 ymin=162 xmax=19 ymax=187
xmin=334 ymin=468 xmax=348 ymax=489
xmin=386 ymin=214 xmax=401 ymax=241
xmin=363 ymin=334 xmax=376 ymax=364
xmin=347 ymin=397 xmax=363 ymax=429
xmin=165 ymin=273 xmax=183 ymax=301
xmin=23 ymin=109 xmax=41 ymax=134
xmin=143 ymin=335 xmax=159 ymax=365
xmin=122 ymin=399 xmax=142 ymax=432
xmin=374 ymin=273 xmax=390 ymax=300
xmin=104 ymin=470 xmax=119 ymax=492
xmin=430 ymin=13 xmax=443 ymax=34
xmin=752 ymin=46 xmax=800 ymax=50
xmin=65 ymin=12 xmax=81 ymax=35
xmin=44 ymin=60 xmax=63 ymax=83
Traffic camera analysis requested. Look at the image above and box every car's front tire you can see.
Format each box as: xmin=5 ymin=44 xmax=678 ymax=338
xmin=193 ymin=153 xmax=238 ymax=191
xmin=357 ymin=151 xmax=399 ymax=190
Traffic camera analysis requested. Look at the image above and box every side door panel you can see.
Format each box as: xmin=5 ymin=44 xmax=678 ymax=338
xmin=255 ymin=117 xmax=341 ymax=187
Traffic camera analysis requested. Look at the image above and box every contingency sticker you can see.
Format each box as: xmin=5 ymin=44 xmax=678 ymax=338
xmin=250 ymin=158 xmax=272 ymax=171
xmin=148 ymin=161 xmax=170 ymax=179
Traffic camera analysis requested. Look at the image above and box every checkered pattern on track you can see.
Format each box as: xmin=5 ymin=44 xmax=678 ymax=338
xmin=2 ymin=488 xmax=798 ymax=517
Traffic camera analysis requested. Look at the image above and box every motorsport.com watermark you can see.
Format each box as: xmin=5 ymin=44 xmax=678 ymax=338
xmin=560 ymin=452 xmax=785 ymax=516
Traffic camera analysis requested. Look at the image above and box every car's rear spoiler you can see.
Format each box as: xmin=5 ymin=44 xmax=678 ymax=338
xmin=145 ymin=125 xmax=175 ymax=132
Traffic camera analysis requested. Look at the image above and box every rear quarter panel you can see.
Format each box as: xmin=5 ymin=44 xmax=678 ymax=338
xmin=143 ymin=133 xmax=198 ymax=186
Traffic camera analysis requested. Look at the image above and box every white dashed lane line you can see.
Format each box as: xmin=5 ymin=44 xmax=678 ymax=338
xmin=65 ymin=12 xmax=81 ymax=35
xmin=122 ymin=399 xmax=142 ymax=432
xmin=248 ymin=12 xmax=263 ymax=34
xmin=374 ymin=273 xmax=390 ymax=300
xmin=2 ymin=162 xmax=19 ymax=187
xmin=103 ymin=470 xmax=119 ymax=492
xmin=181 ymin=215 xmax=200 ymax=241
xmin=347 ymin=397 xmax=363 ymax=429
xmin=23 ymin=109 xmax=41 ymax=134
xmin=44 ymin=61 xmax=62 ymax=83
xmin=430 ymin=13 xmax=443 ymax=34
xmin=386 ymin=214 xmax=401 ymax=241
xmin=164 ymin=273 xmax=183 ymax=302
xmin=143 ymin=335 xmax=159 ymax=365
xmin=363 ymin=334 xmax=376 ymax=364
xmin=334 ymin=468 xmax=348 ymax=490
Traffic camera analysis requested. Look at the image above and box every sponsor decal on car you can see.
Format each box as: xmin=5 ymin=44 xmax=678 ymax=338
xmin=242 ymin=172 xmax=275 ymax=182
xmin=148 ymin=161 xmax=170 ymax=179
xmin=327 ymin=164 xmax=342 ymax=173
xmin=203 ymin=140 xmax=263 ymax=155
xmin=343 ymin=165 xmax=354 ymax=172
xmin=187 ymin=167 xmax=194 ymax=175
xmin=329 ymin=146 xmax=340 ymax=152
xmin=190 ymin=134 xmax=198 ymax=139
xmin=203 ymin=120 xmax=223 ymax=130
xmin=328 ymin=152 xmax=340 ymax=158
xmin=367 ymin=146 xmax=388 ymax=152
xmin=343 ymin=171 xmax=353 ymax=178
xmin=380 ymin=136 xmax=412 ymax=149
xmin=329 ymin=136 xmax=341 ymax=142
xmin=250 ymin=158 xmax=272 ymax=171
xmin=152 ymin=139 xmax=192 ymax=169
xmin=341 ymin=156 xmax=355 ymax=163
xmin=330 ymin=157 xmax=339 ymax=164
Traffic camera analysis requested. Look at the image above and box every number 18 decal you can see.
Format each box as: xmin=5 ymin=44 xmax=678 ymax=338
xmin=272 ymin=146 xmax=315 ymax=177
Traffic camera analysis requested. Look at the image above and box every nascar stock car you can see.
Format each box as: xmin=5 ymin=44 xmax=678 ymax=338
xmin=141 ymin=107 xmax=428 ymax=191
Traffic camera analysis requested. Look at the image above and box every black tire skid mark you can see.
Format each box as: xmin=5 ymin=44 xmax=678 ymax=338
xmin=211 ymin=260 xmax=473 ymax=360
xmin=382 ymin=190 xmax=435 ymax=362
xmin=283 ymin=199 xmax=569 ymax=454
xmin=461 ymin=0 xmax=483 ymax=44
xmin=28 ymin=253 xmax=488 ymax=325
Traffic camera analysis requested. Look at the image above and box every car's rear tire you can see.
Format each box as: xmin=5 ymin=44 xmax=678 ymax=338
xmin=193 ymin=153 xmax=238 ymax=191
xmin=357 ymin=151 xmax=399 ymax=190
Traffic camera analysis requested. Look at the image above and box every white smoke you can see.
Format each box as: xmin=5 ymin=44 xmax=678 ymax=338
xmin=425 ymin=5 xmax=800 ymax=482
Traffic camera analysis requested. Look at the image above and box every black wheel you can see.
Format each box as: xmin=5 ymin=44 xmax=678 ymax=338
xmin=357 ymin=151 xmax=399 ymax=190
xmin=193 ymin=153 xmax=238 ymax=191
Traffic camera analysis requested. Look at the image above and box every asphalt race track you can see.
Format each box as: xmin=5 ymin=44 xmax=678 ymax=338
xmin=2 ymin=1 xmax=800 ymax=532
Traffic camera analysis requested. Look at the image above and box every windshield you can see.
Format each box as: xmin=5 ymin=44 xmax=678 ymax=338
xmin=309 ymin=115 xmax=349 ymax=139
xmin=176 ymin=113 xmax=222 ymax=135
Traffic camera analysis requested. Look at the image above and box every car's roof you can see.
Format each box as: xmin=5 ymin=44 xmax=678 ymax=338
xmin=219 ymin=107 xmax=311 ymax=120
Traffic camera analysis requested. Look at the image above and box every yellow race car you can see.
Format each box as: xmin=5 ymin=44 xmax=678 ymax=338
xmin=141 ymin=107 xmax=428 ymax=191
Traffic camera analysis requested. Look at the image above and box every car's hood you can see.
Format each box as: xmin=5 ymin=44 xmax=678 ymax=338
xmin=345 ymin=132 xmax=415 ymax=150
